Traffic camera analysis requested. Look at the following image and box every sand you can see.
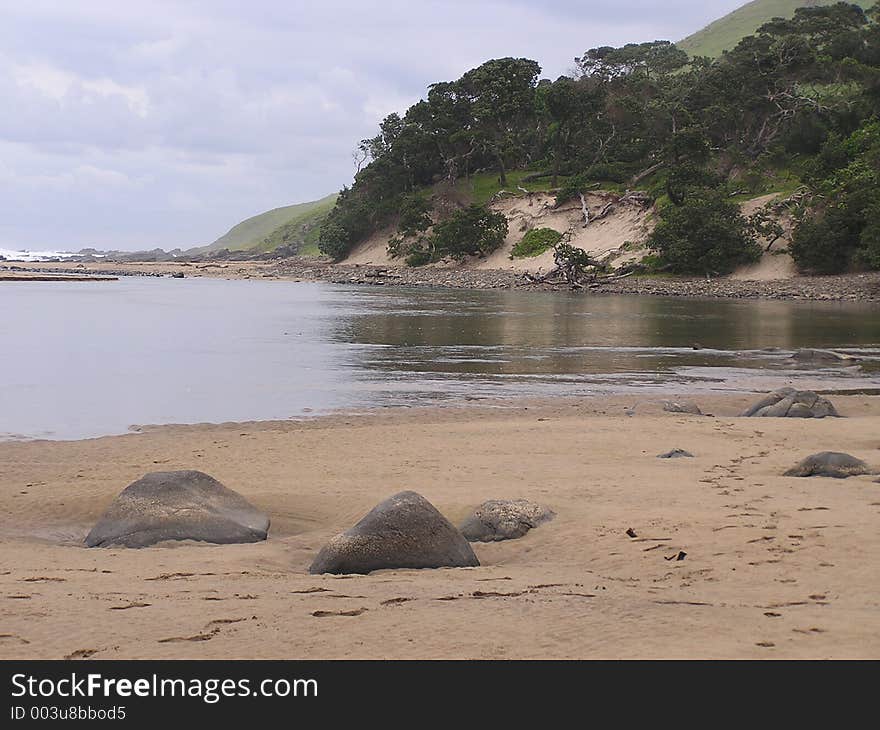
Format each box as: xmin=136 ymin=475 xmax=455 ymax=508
xmin=2 ymin=392 xmax=879 ymax=659
xmin=330 ymin=190 xmax=654 ymax=274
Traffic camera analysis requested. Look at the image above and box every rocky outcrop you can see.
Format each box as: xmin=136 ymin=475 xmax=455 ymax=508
xmin=309 ymin=491 xmax=479 ymax=574
xmin=85 ymin=470 xmax=270 ymax=548
xmin=459 ymin=499 xmax=555 ymax=542
xmin=741 ymin=388 xmax=840 ymax=418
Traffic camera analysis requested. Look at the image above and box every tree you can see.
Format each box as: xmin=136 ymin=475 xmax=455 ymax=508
xmin=458 ymin=58 xmax=541 ymax=185
xmin=576 ymin=41 xmax=688 ymax=82
xmin=536 ymin=76 xmax=604 ymax=185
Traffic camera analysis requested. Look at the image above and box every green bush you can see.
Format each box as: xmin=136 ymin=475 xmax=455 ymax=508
xmin=429 ymin=205 xmax=508 ymax=260
xmin=405 ymin=248 xmax=432 ymax=267
xmin=789 ymin=215 xmax=849 ymax=274
xmin=317 ymin=221 xmax=354 ymax=261
xmin=511 ymin=227 xmax=562 ymax=258
xmin=647 ymin=190 xmax=761 ymax=275
xmin=858 ymin=217 xmax=880 ymax=270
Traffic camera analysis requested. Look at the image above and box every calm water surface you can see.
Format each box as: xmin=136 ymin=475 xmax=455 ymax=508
xmin=2 ymin=277 xmax=879 ymax=439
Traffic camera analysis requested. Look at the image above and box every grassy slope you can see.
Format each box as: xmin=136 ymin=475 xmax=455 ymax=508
xmin=249 ymin=194 xmax=338 ymax=254
xmin=454 ymin=170 xmax=572 ymax=205
xmin=679 ymin=0 xmax=874 ymax=58
xmin=204 ymin=193 xmax=337 ymax=252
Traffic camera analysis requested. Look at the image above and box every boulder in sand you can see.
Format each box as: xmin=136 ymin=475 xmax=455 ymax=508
xmin=309 ymin=491 xmax=479 ymax=574
xmin=459 ymin=499 xmax=555 ymax=542
xmin=741 ymin=388 xmax=840 ymax=418
xmin=783 ymin=452 xmax=873 ymax=479
xmin=657 ymin=449 xmax=694 ymax=459
xmin=85 ymin=470 xmax=270 ymax=548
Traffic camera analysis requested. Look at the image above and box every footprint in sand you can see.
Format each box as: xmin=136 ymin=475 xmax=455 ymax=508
xmin=311 ymin=608 xmax=368 ymax=617
xmin=20 ymin=576 xmax=66 ymax=583
xmin=65 ymin=648 xmax=99 ymax=659
xmin=158 ymin=629 xmax=220 ymax=643
xmin=290 ymin=587 xmax=331 ymax=594
xmin=0 ymin=634 xmax=30 ymax=645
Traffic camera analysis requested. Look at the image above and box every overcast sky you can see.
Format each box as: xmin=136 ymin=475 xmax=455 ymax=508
xmin=0 ymin=1 xmax=744 ymax=251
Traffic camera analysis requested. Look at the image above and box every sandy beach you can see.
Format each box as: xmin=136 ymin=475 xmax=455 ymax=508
xmin=1 ymin=392 xmax=879 ymax=659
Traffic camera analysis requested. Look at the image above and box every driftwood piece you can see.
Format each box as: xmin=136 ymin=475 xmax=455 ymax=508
xmin=579 ymin=193 xmax=590 ymax=226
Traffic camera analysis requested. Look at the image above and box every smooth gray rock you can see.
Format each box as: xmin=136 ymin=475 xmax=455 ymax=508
xmin=309 ymin=491 xmax=479 ymax=574
xmin=741 ymin=389 xmax=794 ymax=417
xmin=459 ymin=499 xmax=555 ymax=542
xmin=741 ymin=388 xmax=839 ymax=418
xmin=783 ymin=452 xmax=873 ymax=479
xmin=662 ymin=401 xmax=702 ymax=415
xmin=657 ymin=449 xmax=694 ymax=459
xmin=790 ymin=349 xmax=858 ymax=364
xmin=85 ymin=470 xmax=269 ymax=548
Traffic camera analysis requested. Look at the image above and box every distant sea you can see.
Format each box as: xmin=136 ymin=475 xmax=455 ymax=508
xmin=0 ymin=248 xmax=81 ymax=262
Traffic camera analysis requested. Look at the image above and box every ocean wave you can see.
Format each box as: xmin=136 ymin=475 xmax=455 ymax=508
xmin=0 ymin=248 xmax=79 ymax=262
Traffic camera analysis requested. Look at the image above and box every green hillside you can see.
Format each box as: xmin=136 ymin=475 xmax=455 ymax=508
xmin=203 ymin=193 xmax=337 ymax=253
xmin=680 ymin=0 xmax=875 ymax=57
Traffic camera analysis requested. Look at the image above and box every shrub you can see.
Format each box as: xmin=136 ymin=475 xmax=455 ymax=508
xmin=429 ymin=205 xmax=508 ymax=260
xmin=318 ymin=187 xmax=371 ymax=260
xmin=511 ymin=227 xmax=562 ymax=258
xmin=858 ymin=217 xmax=880 ymax=270
xmin=789 ymin=215 xmax=850 ymax=273
xmin=405 ymin=247 xmax=432 ymax=267
xmin=647 ymin=189 xmax=761 ymax=274
xmin=317 ymin=221 xmax=354 ymax=261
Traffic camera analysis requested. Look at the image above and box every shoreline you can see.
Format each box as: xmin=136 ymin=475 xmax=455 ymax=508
xmin=4 ymin=259 xmax=880 ymax=302
xmin=5 ymin=385 xmax=880 ymax=445
xmin=2 ymin=391 xmax=880 ymax=659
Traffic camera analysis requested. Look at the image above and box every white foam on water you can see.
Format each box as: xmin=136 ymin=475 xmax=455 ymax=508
xmin=0 ymin=248 xmax=81 ymax=262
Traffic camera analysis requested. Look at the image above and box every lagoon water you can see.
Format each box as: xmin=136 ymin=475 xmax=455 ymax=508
xmin=2 ymin=276 xmax=879 ymax=440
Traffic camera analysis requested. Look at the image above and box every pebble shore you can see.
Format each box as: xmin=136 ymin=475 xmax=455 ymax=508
xmin=6 ymin=259 xmax=880 ymax=301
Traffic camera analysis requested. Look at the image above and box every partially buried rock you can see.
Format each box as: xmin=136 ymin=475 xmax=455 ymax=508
xmin=85 ymin=470 xmax=270 ymax=548
xmin=662 ymin=400 xmax=702 ymax=415
xmin=783 ymin=452 xmax=873 ymax=479
xmin=657 ymin=449 xmax=694 ymax=459
xmin=309 ymin=491 xmax=479 ymax=575
xmin=459 ymin=499 xmax=555 ymax=542
xmin=741 ymin=388 xmax=840 ymax=418
xmin=790 ymin=349 xmax=858 ymax=365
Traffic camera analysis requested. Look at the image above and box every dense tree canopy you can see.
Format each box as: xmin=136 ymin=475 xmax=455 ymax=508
xmin=320 ymin=4 xmax=880 ymax=276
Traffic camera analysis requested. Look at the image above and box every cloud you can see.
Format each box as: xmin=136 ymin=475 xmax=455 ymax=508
xmin=12 ymin=62 xmax=150 ymax=116
xmin=0 ymin=0 xmax=743 ymax=251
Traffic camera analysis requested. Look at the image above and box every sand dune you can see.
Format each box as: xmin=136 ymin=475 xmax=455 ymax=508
xmin=1 ymin=393 xmax=879 ymax=659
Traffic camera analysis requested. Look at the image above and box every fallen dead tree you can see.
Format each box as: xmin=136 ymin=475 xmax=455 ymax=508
xmin=521 ymin=242 xmax=613 ymax=288
xmin=566 ymin=189 xmax=651 ymax=227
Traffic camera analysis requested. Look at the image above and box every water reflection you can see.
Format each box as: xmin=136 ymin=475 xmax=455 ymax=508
xmin=1 ymin=278 xmax=878 ymax=439
xmin=327 ymin=288 xmax=880 ymax=383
